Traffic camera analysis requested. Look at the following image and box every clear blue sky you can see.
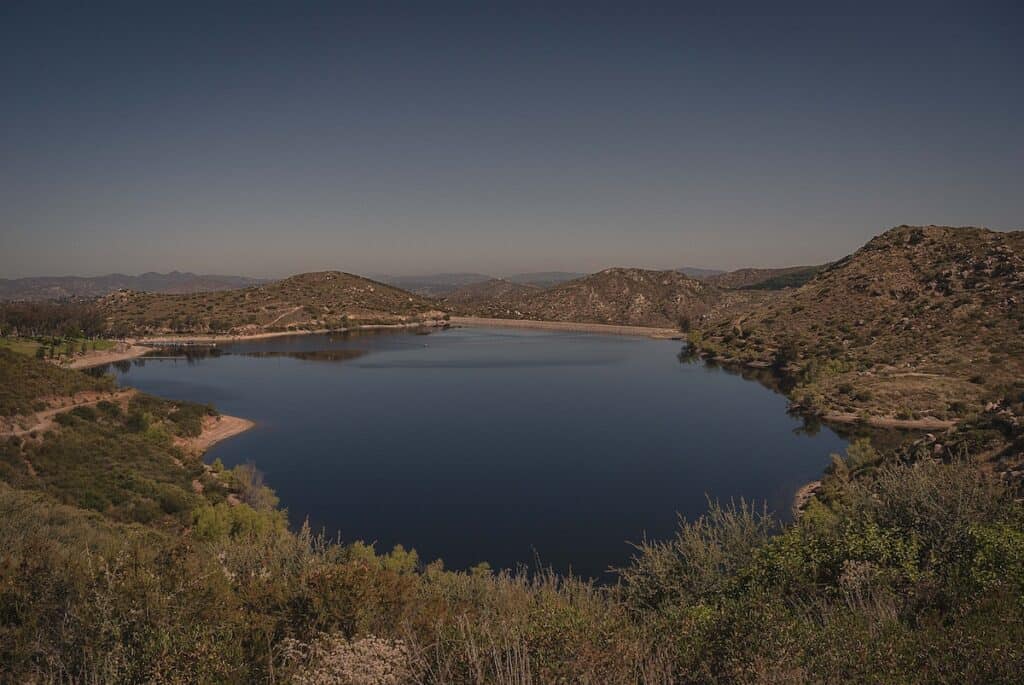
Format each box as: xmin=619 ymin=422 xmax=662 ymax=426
xmin=1 ymin=1 xmax=1021 ymax=278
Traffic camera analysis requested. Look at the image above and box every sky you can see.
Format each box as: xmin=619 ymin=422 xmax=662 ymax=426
xmin=1 ymin=1 xmax=1021 ymax=279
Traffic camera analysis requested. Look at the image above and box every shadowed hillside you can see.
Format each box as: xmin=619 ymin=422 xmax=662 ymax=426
xmin=101 ymin=271 xmax=445 ymax=336
xmin=704 ymin=265 xmax=824 ymax=290
xmin=693 ymin=225 xmax=1024 ymax=423
xmin=375 ymin=272 xmax=494 ymax=297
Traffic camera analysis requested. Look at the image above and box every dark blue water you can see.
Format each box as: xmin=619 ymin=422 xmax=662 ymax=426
xmin=109 ymin=327 xmax=846 ymax=578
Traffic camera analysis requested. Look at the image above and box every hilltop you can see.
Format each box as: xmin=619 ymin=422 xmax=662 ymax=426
xmin=0 ymin=271 xmax=268 ymax=301
xmin=101 ymin=271 xmax=444 ymax=336
xmin=693 ymin=225 xmax=1024 ymax=423
xmin=449 ymin=267 xmax=736 ymax=328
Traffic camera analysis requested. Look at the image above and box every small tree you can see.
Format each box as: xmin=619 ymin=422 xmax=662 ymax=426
xmin=772 ymin=339 xmax=800 ymax=370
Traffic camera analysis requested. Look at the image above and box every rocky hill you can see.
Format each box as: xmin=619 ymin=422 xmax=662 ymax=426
xmin=0 ymin=271 xmax=268 ymax=301
xmin=449 ymin=268 xmax=733 ymax=328
xmin=101 ymin=271 xmax=444 ymax=336
xmin=694 ymin=225 xmax=1024 ymax=423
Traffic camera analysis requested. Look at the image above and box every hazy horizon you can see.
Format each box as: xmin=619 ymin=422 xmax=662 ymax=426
xmin=2 ymin=2 xmax=1021 ymax=279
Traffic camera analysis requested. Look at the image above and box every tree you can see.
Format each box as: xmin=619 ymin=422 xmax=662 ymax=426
xmin=772 ymin=339 xmax=800 ymax=370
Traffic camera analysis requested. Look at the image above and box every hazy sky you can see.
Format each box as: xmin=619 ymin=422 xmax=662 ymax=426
xmin=2 ymin=1 xmax=1021 ymax=278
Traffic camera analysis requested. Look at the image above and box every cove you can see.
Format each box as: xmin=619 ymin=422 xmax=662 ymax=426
xmin=106 ymin=326 xmax=847 ymax=579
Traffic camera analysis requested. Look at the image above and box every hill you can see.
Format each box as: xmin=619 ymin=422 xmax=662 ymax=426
xmin=693 ymin=225 xmax=1024 ymax=423
xmin=704 ymin=265 xmax=824 ymax=290
xmin=101 ymin=271 xmax=444 ymax=336
xmin=0 ymin=271 xmax=268 ymax=301
xmin=450 ymin=267 xmax=734 ymax=328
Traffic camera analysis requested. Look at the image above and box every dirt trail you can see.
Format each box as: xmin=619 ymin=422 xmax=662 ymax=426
xmin=822 ymin=411 xmax=957 ymax=430
xmin=267 ymin=305 xmax=304 ymax=327
xmin=1 ymin=389 xmax=137 ymax=438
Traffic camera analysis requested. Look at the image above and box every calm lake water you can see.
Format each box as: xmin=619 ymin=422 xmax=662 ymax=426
xmin=108 ymin=327 xmax=847 ymax=578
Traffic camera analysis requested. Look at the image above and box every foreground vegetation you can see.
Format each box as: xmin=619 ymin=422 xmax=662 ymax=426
xmin=1 ymin=349 xmax=1023 ymax=683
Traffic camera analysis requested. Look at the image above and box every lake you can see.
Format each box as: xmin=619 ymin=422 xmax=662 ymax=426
xmin=107 ymin=326 xmax=847 ymax=578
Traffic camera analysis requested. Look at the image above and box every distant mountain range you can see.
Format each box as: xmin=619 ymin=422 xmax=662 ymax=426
xmin=702 ymin=264 xmax=824 ymax=289
xmin=373 ymin=273 xmax=494 ymax=297
xmin=376 ymin=271 xmax=587 ymax=296
xmin=0 ymin=271 xmax=269 ymax=301
xmin=677 ymin=266 xmax=725 ymax=279
xmin=502 ymin=272 xmax=588 ymax=288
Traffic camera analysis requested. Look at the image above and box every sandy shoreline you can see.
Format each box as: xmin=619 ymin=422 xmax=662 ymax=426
xmin=136 ymin=320 xmax=445 ymax=345
xmin=177 ymin=414 xmax=255 ymax=454
xmin=67 ymin=345 xmax=153 ymax=369
xmin=449 ymin=316 xmax=682 ymax=339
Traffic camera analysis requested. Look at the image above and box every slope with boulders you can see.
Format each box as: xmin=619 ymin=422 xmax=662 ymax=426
xmin=691 ymin=225 xmax=1024 ymax=424
xmin=101 ymin=271 xmax=446 ymax=336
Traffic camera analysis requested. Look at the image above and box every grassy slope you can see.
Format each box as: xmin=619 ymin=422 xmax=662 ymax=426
xmin=694 ymin=225 xmax=1024 ymax=422
xmin=0 ymin=348 xmax=114 ymax=416
xmin=102 ymin=270 xmax=444 ymax=336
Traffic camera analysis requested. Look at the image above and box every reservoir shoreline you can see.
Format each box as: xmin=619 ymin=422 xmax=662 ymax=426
xmin=449 ymin=316 xmax=682 ymax=339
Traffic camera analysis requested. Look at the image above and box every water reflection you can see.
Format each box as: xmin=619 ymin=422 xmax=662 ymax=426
xmin=101 ymin=327 xmax=852 ymax=578
xmin=240 ymin=349 xmax=367 ymax=363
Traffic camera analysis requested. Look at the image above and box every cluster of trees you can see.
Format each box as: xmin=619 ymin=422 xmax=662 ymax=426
xmin=0 ymin=301 xmax=106 ymax=339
